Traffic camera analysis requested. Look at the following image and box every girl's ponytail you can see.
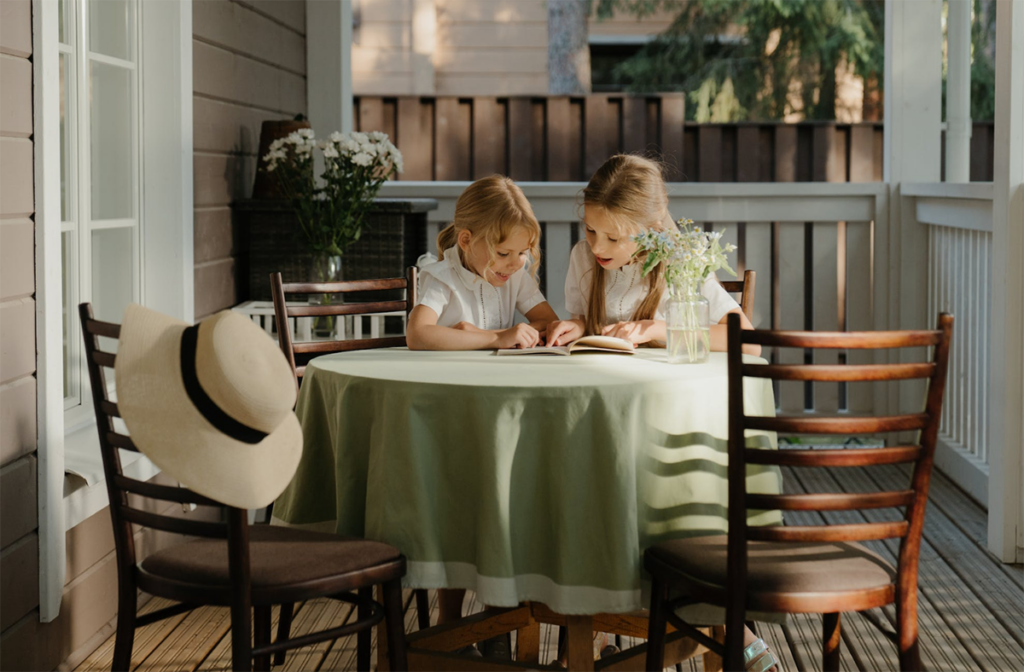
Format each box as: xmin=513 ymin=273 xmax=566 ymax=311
xmin=436 ymin=223 xmax=458 ymax=260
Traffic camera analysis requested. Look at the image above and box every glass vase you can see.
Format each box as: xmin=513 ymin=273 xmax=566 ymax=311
xmin=666 ymin=283 xmax=710 ymax=364
xmin=310 ymin=253 xmax=342 ymax=338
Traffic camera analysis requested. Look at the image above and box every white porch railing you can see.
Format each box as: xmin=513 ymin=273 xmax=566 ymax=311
xmin=904 ymin=182 xmax=994 ymax=505
xmin=380 ymin=181 xmax=891 ymax=416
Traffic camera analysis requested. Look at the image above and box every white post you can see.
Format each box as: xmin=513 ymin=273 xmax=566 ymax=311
xmin=33 ymin=0 xmax=65 ymax=624
xmin=411 ymin=0 xmax=437 ymax=94
xmin=884 ymin=0 xmax=943 ymax=415
xmin=987 ymin=0 xmax=1024 ymax=563
xmin=945 ymin=0 xmax=972 ymax=182
xmin=307 ymin=0 xmax=354 ymax=134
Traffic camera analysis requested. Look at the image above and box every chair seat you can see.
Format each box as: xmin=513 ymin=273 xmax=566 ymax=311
xmin=139 ymin=525 xmax=402 ymax=603
xmin=647 ymin=534 xmax=896 ymax=596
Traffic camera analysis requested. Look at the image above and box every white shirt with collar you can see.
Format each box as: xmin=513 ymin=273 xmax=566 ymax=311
xmin=415 ymin=246 xmax=546 ymax=330
xmin=564 ymin=240 xmax=740 ymax=325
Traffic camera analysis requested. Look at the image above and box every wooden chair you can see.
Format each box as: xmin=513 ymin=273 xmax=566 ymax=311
xmin=270 ymin=268 xmax=418 ymax=385
xmin=645 ymin=312 xmax=953 ymax=672
xmin=720 ymin=269 xmax=756 ymax=322
xmin=79 ymin=303 xmax=409 ymax=672
xmin=270 ymin=269 xmax=433 ymax=639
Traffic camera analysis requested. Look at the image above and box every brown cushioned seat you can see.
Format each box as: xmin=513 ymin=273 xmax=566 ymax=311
xmin=648 ymin=534 xmax=896 ymax=594
xmin=141 ymin=525 xmax=401 ymax=589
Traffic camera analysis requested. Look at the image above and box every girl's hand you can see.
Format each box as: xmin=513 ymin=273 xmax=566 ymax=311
xmin=547 ymin=319 xmax=585 ymax=346
xmin=602 ymin=320 xmax=655 ymax=345
xmin=496 ymin=323 xmax=542 ymax=349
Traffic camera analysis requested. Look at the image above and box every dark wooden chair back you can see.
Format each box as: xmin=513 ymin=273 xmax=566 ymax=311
xmin=270 ymin=268 xmax=418 ymax=384
xmin=79 ymin=303 xmax=255 ymax=650
xmin=725 ymin=311 xmax=953 ymax=607
xmin=720 ymin=269 xmax=756 ymax=322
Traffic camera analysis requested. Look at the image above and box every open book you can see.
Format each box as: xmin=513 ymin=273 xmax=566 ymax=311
xmin=496 ymin=335 xmax=635 ymax=356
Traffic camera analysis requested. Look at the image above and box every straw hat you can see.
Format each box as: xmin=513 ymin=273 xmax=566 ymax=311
xmin=115 ymin=304 xmax=303 ymax=509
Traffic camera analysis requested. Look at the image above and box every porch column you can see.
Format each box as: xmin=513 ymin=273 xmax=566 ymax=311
xmin=307 ymin=0 xmax=354 ymax=134
xmin=987 ymin=0 xmax=1024 ymax=563
xmin=945 ymin=0 xmax=972 ymax=182
xmin=884 ymin=0 xmax=942 ymax=413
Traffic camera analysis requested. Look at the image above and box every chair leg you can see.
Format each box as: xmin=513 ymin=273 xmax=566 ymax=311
xmin=823 ymin=612 xmax=841 ymax=672
xmin=274 ymin=603 xmax=294 ymax=666
xmin=253 ymin=606 xmax=272 ymax=672
xmin=415 ymin=589 xmax=431 ymax=630
xmin=382 ymin=578 xmax=409 ymax=672
xmin=897 ymin=585 xmax=923 ymax=671
xmin=645 ymin=578 xmax=669 ymax=672
xmin=358 ymin=587 xmax=372 ymax=672
xmin=722 ymin=611 xmax=746 ymax=672
xmin=111 ymin=588 xmax=137 ymax=672
xmin=230 ymin=600 xmax=253 ymax=671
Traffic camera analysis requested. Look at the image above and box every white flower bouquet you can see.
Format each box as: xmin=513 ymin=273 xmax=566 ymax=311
xmin=262 ymin=129 xmax=403 ymax=260
xmin=632 ymin=219 xmax=737 ymax=362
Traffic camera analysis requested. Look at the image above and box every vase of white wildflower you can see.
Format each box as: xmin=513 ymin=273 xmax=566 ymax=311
xmin=666 ymin=280 xmax=711 ymax=364
xmin=632 ymin=219 xmax=737 ymax=364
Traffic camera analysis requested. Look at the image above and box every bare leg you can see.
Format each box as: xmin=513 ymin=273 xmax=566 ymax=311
xmin=437 ymin=588 xmax=467 ymax=625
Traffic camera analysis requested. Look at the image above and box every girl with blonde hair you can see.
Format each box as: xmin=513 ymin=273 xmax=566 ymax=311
xmin=547 ymin=154 xmax=759 ymax=355
xmin=407 ymin=175 xmax=559 ymax=352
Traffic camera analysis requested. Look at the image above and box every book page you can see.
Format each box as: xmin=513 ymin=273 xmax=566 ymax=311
xmin=568 ymin=335 xmax=635 ymax=354
xmin=495 ymin=345 xmax=572 ymax=356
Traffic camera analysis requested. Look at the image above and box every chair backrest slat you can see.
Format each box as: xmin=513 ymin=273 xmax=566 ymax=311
xmin=744 ymin=329 xmax=942 ymax=349
xmin=742 ymin=362 xmax=936 ymax=382
xmin=113 ymin=474 xmax=224 ymax=507
xmin=719 ymin=270 xmax=755 ymax=322
xmin=107 ymin=431 xmax=141 ymax=453
xmin=286 ymin=300 xmax=408 ymax=318
xmin=100 ymin=399 xmax=121 ymax=418
xmin=282 ymin=277 xmax=408 ymax=294
xmin=120 ymin=506 xmax=228 ymax=539
xmin=271 ymin=268 xmax=418 ymax=384
xmin=747 ymin=490 xmax=915 ymax=512
xmin=91 ymin=350 xmax=117 ymax=368
xmin=745 ymin=413 xmax=929 ymax=435
xmin=292 ymin=336 xmax=407 ymax=355
xmin=745 ymin=445 xmax=922 ymax=467
xmin=747 ymin=521 xmax=910 ymax=543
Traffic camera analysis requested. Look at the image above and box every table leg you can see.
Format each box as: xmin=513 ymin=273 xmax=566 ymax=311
xmin=516 ymin=615 xmax=540 ymax=665
xmin=565 ymin=615 xmax=595 ymax=671
xmin=702 ymin=625 xmax=726 ymax=672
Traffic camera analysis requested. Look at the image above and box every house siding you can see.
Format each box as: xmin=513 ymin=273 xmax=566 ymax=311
xmin=192 ymin=0 xmax=307 ymax=318
xmin=351 ymin=0 xmax=677 ymax=97
xmin=0 ymin=0 xmax=40 ymax=665
xmin=0 ymin=2 xmax=226 ymax=669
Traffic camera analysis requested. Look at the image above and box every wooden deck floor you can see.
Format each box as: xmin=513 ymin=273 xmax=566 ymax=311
xmin=75 ymin=465 xmax=1023 ymax=672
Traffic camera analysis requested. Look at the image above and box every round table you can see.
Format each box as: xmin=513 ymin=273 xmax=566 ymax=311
xmin=272 ymin=348 xmax=781 ymax=616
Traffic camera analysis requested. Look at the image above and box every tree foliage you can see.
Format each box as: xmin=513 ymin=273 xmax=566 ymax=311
xmin=593 ymin=0 xmax=885 ymax=121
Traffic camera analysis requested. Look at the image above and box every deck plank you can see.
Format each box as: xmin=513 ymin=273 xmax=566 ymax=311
xmin=73 ymin=466 xmax=1023 ymax=672
xmin=802 ymin=466 xmax=1020 ymax=672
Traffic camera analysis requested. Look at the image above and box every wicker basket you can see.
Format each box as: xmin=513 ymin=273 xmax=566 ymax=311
xmin=235 ymin=198 xmax=438 ymax=302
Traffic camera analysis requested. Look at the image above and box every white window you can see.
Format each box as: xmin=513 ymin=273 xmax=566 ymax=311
xmin=59 ymin=0 xmax=140 ymax=429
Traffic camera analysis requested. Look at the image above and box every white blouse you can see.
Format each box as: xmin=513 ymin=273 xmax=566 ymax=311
xmin=415 ymin=246 xmax=546 ymax=330
xmin=564 ymin=241 xmax=740 ymax=325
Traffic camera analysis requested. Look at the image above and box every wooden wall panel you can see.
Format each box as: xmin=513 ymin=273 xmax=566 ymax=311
xmin=0 ymin=456 xmax=36 ymax=548
xmin=0 ymin=533 xmax=38 ymax=632
xmin=0 ymin=298 xmax=35 ymax=385
xmin=194 ymin=0 xmax=307 ymax=317
xmin=0 ymin=138 xmax=33 ymax=217
xmin=0 ymin=377 xmax=35 ymax=466
xmin=0 ymin=220 xmax=34 ymax=299
xmin=0 ymin=0 xmax=31 ymax=57
xmin=0 ymin=55 xmax=32 ymax=135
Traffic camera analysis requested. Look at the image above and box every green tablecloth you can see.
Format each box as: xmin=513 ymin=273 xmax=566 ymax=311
xmin=273 ymin=349 xmax=782 ymax=615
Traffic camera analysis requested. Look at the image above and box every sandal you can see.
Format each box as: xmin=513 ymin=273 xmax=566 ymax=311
xmin=744 ymin=638 xmax=781 ymax=672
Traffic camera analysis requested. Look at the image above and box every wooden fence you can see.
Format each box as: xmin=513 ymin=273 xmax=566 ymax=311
xmin=355 ymin=95 xmax=995 ymax=183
